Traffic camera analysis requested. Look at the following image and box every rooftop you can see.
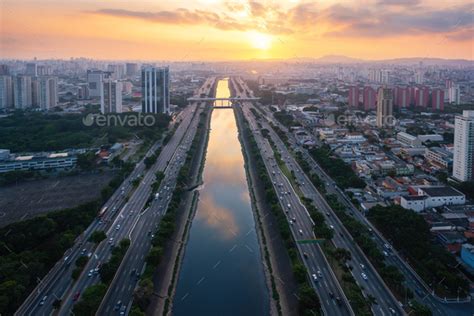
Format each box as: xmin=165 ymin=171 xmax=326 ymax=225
xmin=420 ymin=186 xmax=464 ymax=197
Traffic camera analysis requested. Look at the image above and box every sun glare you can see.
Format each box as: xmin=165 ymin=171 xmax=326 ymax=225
xmin=248 ymin=32 xmax=273 ymax=50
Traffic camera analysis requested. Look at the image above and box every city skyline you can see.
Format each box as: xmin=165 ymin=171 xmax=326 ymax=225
xmin=1 ymin=0 xmax=473 ymax=61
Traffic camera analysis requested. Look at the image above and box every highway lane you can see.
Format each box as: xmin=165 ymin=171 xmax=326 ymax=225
xmin=248 ymin=82 xmax=473 ymax=316
xmin=251 ymin=105 xmax=404 ymax=316
xmin=17 ymin=137 xmax=168 ymax=316
xmin=240 ymin=102 xmax=353 ymax=316
xmin=56 ymin=101 xmax=203 ymax=315
xmin=99 ymin=103 xmax=206 ymax=315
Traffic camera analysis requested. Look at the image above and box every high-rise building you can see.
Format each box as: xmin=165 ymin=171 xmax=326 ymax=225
xmin=31 ymin=78 xmax=40 ymax=107
xmin=415 ymin=86 xmax=430 ymax=108
xmin=348 ymin=86 xmax=359 ymax=108
xmin=77 ymin=83 xmax=90 ymax=100
xmin=396 ymin=87 xmax=410 ymax=109
xmin=363 ymin=86 xmax=376 ymax=111
xmin=408 ymin=86 xmax=416 ymax=106
xmin=126 ymin=63 xmax=139 ymax=77
xmin=25 ymin=63 xmax=37 ymax=76
xmin=431 ymin=89 xmax=444 ymax=111
xmin=13 ymin=75 xmax=32 ymax=109
xmin=107 ymin=64 xmax=126 ymax=80
xmin=101 ymin=80 xmax=122 ymax=114
xmin=0 ymin=76 xmax=13 ymax=110
xmin=141 ymin=66 xmax=170 ymax=114
xmin=87 ymin=70 xmax=112 ymax=97
xmin=453 ymin=111 xmax=474 ymax=182
xmin=381 ymin=70 xmax=389 ymax=84
xmin=415 ymin=70 xmax=424 ymax=84
xmin=376 ymin=87 xmax=393 ymax=128
xmin=0 ymin=65 xmax=10 ymax=76
xmin=39 ymin=77 xmax=58 ymax=110
xmin=448 ymin=84 xmax=461 ymax=105
xmin=37 ymin=65 xmax=53 ymax=76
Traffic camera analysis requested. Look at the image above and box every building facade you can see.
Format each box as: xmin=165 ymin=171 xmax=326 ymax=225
xmin=0 ymin=76 xmax=13 ymax=110
xmin=101 ymin=80 xmax=123 ymax=114
xmin=453 ymin=111 xmax=474 ymax=181
xmin=141 ymin=66 xmax=170 ymax=114
xmin=376 ymin=87 xmax=393 ymax=128
xmin=13 ymin=75 xmax=32 ymax=109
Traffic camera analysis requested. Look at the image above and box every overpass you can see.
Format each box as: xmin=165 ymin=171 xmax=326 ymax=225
xmin=187 ymin=97 xmax=260 ymax=108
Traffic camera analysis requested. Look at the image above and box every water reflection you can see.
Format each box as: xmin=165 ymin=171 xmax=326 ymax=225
xmin=172 ymin=79 xmax=269 ymax=316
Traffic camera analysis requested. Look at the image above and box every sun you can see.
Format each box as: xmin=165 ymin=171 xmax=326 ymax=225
xmin=248 ymin=31 xmax=273 ymax=50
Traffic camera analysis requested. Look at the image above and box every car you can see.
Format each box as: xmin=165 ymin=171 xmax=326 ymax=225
xmin=384 ymin=243 xmax=391 ymax=250
xmin=120 ymin=305 xmax=126 ymax=315
xmin=383 ymin=251 xmax=389 ymax=257
xmin=292 ymin=217 xmax=296 ymax=222
xmin=298 ymin=229 xmax=303 ymax=235
xmin=326 ymin=212 xmax=330 ymax=216
xmin=329 ymin=291 xmax=334 ymax=298
xmin=312 ymin=274 xmax=318 ymax=281
xmin=114 ymin=300 xmax=122 ymax=310
xmin=289 ymin=220 xmax=293 ymax=225
xmin=303 ymin=252 xmax=309 ymax=258
xmin=360 ymin=263 xmax=365 ymax=269
xmin=339 ymin=232 xmax=344 ymax=237
xmin=287 ymin=204 xmax=291 ymax=208
xmin=72 ymin=291 xmax=81 ymax=302
xmin=88 ymin=269 xmax=94 ymax=277
xmin=39 ymin=295 xmax=48 ymax=306
xmin=329 ymin=225 xmax=334 ymax=230
xmin=389 ymin=307 xmax=396 ymax=314
xmin=109 ymin=237 xmax=114 ymax=244
xmin=361 ymin=272 xmax=368 ymax=280
xmin=336 ymin=297 xmax=342 ymax=305
xmin=116 ymin=224 xmax=121 ymax=230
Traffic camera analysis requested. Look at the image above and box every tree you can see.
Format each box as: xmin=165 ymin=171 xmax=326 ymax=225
xmin=88 ymin=231 xmax=106 ymax=244
xmin=72 ymin=283 xmax=107 ymax=315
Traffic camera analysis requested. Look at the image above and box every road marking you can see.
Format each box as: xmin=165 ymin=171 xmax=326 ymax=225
xmin=197 ymin=277 xmax=205 ymax=285
xmin=212 ymin=261 xmax=221 ymax=269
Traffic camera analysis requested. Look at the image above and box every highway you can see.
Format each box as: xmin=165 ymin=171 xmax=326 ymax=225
xmin=98 ymin=101 xmax=208 ymax=315
xmin=234 ymin=76 xmax=405 ymax=316
xmin=240 ymin=77 xmax=474 ymax=316
xmin=16 ymin=77 xmax=215 ymax=316
xmin=236 ymin=89 xmax=353 ymax=315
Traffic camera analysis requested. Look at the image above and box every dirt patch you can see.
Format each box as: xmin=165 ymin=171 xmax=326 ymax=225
xmin=0 ymin=171 xmax=116 ymax=227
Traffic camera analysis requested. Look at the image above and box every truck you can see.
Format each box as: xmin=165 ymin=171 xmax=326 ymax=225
xmin=98 ymin=206 xmax=108 ymax=218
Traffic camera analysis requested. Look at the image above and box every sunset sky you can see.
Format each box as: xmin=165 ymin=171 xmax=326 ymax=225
xmin=1 ymin=0 xmax=473 ymax=61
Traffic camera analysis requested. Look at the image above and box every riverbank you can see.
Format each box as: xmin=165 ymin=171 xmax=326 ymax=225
xmin=234 ymin=104 xmax=299 ymax=316
xmin=146 ymin=104 xmax=213 ymax=316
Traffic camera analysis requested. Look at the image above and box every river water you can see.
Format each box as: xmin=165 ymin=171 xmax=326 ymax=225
xmin=172 ymin=79 xmax=269 ymax=315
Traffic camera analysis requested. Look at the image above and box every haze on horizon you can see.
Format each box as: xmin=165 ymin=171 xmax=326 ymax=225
xmin=1 ymin=0 xmax=473 ymax=61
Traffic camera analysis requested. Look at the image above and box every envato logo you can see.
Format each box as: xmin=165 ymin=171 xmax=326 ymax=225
xmin=82 ymin=113 xmax=157 ymax=127
xmin=322 ymin=113 xmax=397 ymax=127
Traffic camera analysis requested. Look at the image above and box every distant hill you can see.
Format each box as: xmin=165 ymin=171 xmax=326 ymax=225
xmin=286 ymin=55 xmax=473 ymax=66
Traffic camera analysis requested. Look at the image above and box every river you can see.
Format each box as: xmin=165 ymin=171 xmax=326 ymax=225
xmin=172 ymin=78 xmax=269 ymax=315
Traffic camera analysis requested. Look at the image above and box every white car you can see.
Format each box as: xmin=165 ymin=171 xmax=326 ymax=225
xmin=360 ymin=264 xmax=365 ymax=269
xmin=361 ymin=272 xmax=368 ymax=280
xmin=298 ymin=229 xmax=303 ymax=235
xmin=312 ymin=274 xmax=318 ymax=281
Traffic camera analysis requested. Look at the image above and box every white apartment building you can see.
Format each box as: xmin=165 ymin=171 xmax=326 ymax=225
xmin=453 ymin=111 xmax=474 ymax=181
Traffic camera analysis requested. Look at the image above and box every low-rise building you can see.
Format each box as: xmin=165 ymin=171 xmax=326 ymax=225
xmin=0 ymin=152 xmax=77 ymax=173
xmin=397 ymin=132 xmax=421 ymax=147
xmin=461 ymin=243 xmax=474 ymax=269
xmin=425 ymin=147 xmax=453 ymax=169
xmin=400 ymin=186 xmax=466 ymax=212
